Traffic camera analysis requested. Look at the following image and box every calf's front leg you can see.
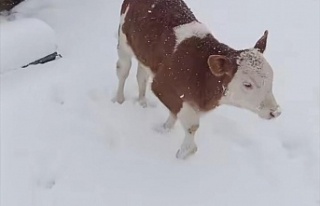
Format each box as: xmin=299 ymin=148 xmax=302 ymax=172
xmin=176 ymin=103 xmax=199 ymax=159
xmin=163 ymin=112 xmax=177 ymax=130
xmin=151 ymin=79 xmax=198 ymax=159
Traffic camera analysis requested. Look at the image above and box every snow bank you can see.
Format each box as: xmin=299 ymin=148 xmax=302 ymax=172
xmin=0 ymin=17 xmax=57 ymax=73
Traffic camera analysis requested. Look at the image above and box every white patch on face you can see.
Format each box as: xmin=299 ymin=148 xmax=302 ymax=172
xmin=220 ymin=49 xmax=281 ymax=119
xmin=173 ymin=21 xmax=210 ymax=51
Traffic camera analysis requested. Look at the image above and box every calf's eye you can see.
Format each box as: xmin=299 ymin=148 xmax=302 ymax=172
xmin=243 ymin=82 xmax=253 ymax=89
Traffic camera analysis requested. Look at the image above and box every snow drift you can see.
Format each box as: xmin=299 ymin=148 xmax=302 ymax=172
xmin=0 ymin=17 xmax=57 ymax=73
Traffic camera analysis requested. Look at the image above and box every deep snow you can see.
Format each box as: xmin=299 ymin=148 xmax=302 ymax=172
xmin=0 ymin=17 xmax=57 ymax=73
xmin=1 ymin=0 xmax=319 ymax=206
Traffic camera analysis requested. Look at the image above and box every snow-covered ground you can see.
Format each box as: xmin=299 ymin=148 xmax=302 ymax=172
xmin=1 ymin=0 xmax=319 ymax=206
xmin=0 ymin=17 xmax=57 ymax=73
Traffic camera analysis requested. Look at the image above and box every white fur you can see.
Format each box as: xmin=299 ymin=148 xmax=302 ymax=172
xmin=220 ymin=49 xmax=281 ymax=119
xmin=136 ymin=63 xmax=149 ymax=107
xmin=118 ymin=6 xmax=134 ymax=57
xmin=164 ymin=112 xmax=177 ymax=130
xmin=155 ymin=113 xmax=177 ymax=134
xmin=173 ymin=21 xmax=210 ymax=51
xmin=176 ymin=103 xmax=200 ymax=159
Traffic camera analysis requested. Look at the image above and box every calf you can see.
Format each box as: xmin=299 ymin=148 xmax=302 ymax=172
xmin=113 ymin=0 xmax=281 ymax=159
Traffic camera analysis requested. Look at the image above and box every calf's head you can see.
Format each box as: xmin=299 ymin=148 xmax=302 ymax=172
xmin=211 ymin=31 xmax=281 ymax=119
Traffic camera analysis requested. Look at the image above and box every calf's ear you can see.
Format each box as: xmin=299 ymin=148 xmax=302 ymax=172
xmin=254 ymin=30 xmax=268 ymax=53
xmin=207 ymin=55 xmax=230 ymax=77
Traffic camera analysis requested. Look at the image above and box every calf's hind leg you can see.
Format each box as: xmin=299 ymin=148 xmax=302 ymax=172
xmin=136 ymin=63 xmax=149 ymax=107
xmin=113 ymin=44 xmax=132 ymax=104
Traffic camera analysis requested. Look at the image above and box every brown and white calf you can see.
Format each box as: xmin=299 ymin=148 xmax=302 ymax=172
xmin=113 ymin=0 xmax=282 ymax=159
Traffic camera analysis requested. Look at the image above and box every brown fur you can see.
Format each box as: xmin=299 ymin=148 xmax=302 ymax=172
xmin=120 ymin=0 xmax=241 ymax=115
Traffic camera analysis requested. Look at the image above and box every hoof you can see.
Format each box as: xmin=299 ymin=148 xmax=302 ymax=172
xmin=111 ymin=96 xmax=125 ymax=104
xmin=176 ymin=145 xmax=197 ymax=159
xmin=138 ymin=98 xmax=148 ymax=108
xmin=153 ymin=123 xmax=172 ymax=134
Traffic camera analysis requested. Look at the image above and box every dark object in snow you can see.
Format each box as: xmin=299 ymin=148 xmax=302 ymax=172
xmin=0 ymin=0 xmax=24 ymax=12
xmin=22 ymin=52 xmax=62 ymax=68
